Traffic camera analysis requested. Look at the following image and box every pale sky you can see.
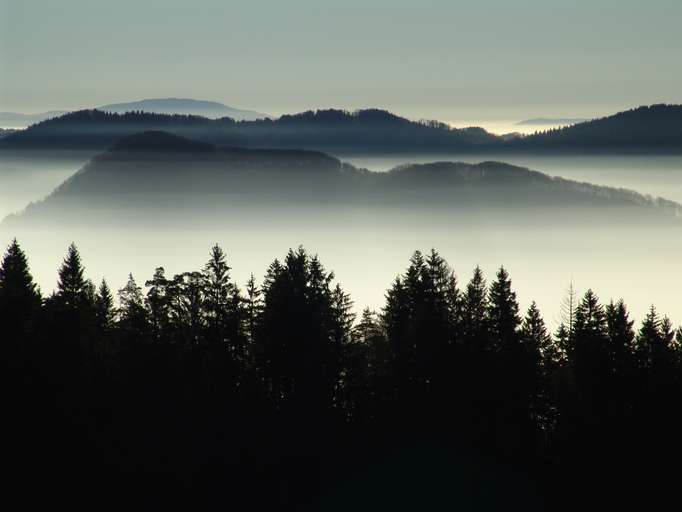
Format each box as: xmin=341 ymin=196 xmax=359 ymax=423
xmin=1 ymin=0 xmax=681 ymax=121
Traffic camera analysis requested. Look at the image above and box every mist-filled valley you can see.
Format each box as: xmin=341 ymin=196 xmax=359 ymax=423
xmin=2 ymin=130 xmax=682 ymax=330
xmin=6 ymin=0 xmax=682 ymax=504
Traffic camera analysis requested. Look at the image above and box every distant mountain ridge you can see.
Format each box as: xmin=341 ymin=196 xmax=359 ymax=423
xmin=0 ymin=110 xmax=69 ymax=128
xmin=1 ymin=104 xmax=681 ymax=154
xmin=516 ymin=118 xmax=588 ymax=126
xmin=98 ymin=98 xmax=270 ymax=120
xmin=0 ymin=98 xmax=268 ymax=128
xmin=5 ymin=130 xmax=679 ymax=227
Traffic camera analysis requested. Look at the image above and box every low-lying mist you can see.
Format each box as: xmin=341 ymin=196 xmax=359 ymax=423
xmin=2 ymin=147 xmax=682 ymax=329
xmin=343 ymin=153 xmax=682 ymax=203
xmin=2 ymin=208 xmax=680 ymax=330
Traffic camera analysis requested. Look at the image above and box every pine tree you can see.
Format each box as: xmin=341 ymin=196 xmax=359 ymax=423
xmin=172 ymin=271 xmax=206 ymax=345
xmin=488 ymin=267 xmax=527 ymax=456
xmin=145 ymin=267 xmax=170 ymax=339
xmin=244 ymin=274 xmax=262 ymax=345
xmin=118 ymin=274 xmax=148 ymax=338
xmin=0 ymin=239 xmax=41 ymax=330
xmin=487 ymin=266 xmax=520 ymax=351
xmin=572 ymin=289 xmax=608 ymax=352
xmin=635 ymin=306 xmax=675 ymax=409
xmin=255 ymin=249 xmax=345 ymax=413
xmin=95 ymin=279 xmax=114 ymax=330
xmin=521 ymin=301 xmax=555 ymax=431
xmin=425 ymin=249 xmax=460 ymax=337
xmin=571 ymin=290 xmax=610 ymax=408
xmin=635 ymin=305 xmax=661 ymax=370
xmin=57 ymin=243 xmax=87 ymax=308
xmin=521 ymin=301 xmax=552 ymax=365
xmin=554 ymin=323 xmax=570 ymax=360
xmin=331 ymin=284 xmax=355 ymax=346
xmin=0 ymin=239 xmax=41 ymax=357
xmin=660 ymin=316 xmax=675 ymax=347
xmin=203 ymin=244 xmax=234 ymax=345
xmin=355 ymin=308 xmax=381 ymax=345
xmin=461 ymin=266 xmax=489 ymax=351
xmin=605 ymin=300 xmax=635 ymax=384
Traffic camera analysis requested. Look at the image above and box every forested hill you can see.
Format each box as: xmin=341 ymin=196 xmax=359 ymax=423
xmin=0 ymin=108 xmax=502 ymax=153
xmin=3 ymin=104 xmax=682 ymax=154
xmin=511 ymin=104 xmax=682 ymax=151
xmin=4 ymin=131 xmax=680 ymax=226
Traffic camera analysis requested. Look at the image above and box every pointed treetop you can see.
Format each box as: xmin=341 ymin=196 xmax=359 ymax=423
xmin=57 ymin=242 xmax=87 ymax=305
xmin=0 ymin=238 xmax=39 ymax=300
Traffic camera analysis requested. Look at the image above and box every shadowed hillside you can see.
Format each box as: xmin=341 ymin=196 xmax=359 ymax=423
xmin=2 ymin=104 xmax=682 ymax=154
xmin=513 ymin=104 xmax=682 ymax=150
xmin=5 ymin=131 xmax=680 ymax=227
xmin=0 ymin=108 xmax=502 ymax=153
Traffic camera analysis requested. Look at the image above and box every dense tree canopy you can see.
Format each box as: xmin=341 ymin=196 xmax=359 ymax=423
xmin=3 ymin=240 xmax=681 ymax=510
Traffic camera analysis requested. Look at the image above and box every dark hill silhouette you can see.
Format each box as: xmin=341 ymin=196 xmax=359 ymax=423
xmin=2 ymin=104 xmax=682 ymax=154
xmin=513 ymin=104 xmax=682 ymax=150
xmin=4 ymin=131 xmax=679 ymax=227
xmin=110 ymin=130 xmax=217 ymax=153
xmin=0 ymin=108 xmax=502 ymax=153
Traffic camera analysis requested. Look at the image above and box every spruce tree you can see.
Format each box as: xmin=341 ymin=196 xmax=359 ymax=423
xmin=488 ymin=267 xmax=527 ymax=455
xmin=461 ymin=266 xmax=489 ymax=351
xmin=0 ymin=239 xmax=41 ymax=348
xmin=572 ymin=290 xmax=610 ymax=410
xmin=0 ymin=239 xmax=40 ymax=318
xmin=606 ymin=301 xmax=635 ymax=361
xmin=255 ymin=249 xmax=345 ymax=413
xmin=57 ymin=242 xmax=87 ymax=308
xmin=521 ymin=301 xmax=555 ymax=431
xmin=605 ymin=300 xmax=635 ymax=398
xmin=203 ymin=244 xmax=234 ymax=345
xmin=488 ymin=266 xmax=520 ymax=351
xmin=244 ymin=274 xmax=262 ymax=345
xmin=554 ymin=323 xmax=570 ymax=360
xmin=95 ymin=279 xmax=114 ymax=330
xmin=521 ymin=301 xmax=552 ymax=365
xmin=635 ymin=305 xmax=661 ymax=371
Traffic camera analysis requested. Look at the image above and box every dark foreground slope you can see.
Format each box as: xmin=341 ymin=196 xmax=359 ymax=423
xmin=4 ymin=131 xmax=680 ymax=228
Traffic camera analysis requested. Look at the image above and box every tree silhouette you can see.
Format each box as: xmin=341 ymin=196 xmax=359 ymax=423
xmin=4 ymin=239 xmax=682 ymax=509
xmin=56 ymin=242 xmax=88 ymax=308
xmin=95 ymin=279 xmax=114 ymax=330
xmin=0 ymin=239 xmax=41 ymax=347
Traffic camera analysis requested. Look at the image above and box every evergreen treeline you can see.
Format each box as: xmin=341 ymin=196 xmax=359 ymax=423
xmin=3 ymin=240 xmax=682 ymax=509
xmin=0 ymin=108 xmax=498 ymax=152
xmin=4 ymin=104 xmax=682 ymax=154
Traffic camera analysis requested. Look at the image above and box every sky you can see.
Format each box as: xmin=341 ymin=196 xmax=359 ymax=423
xmin=1 ymin=0 xmax=681 ymax=122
